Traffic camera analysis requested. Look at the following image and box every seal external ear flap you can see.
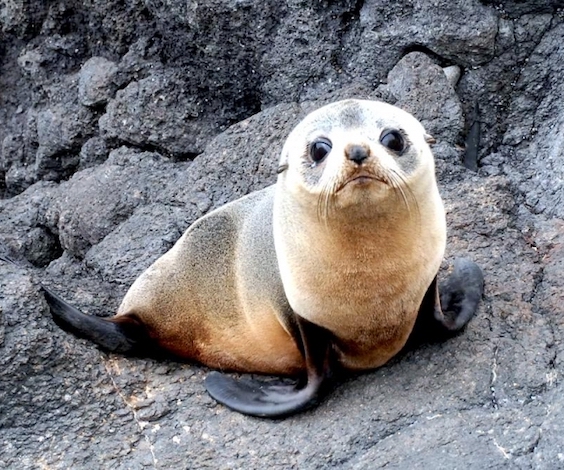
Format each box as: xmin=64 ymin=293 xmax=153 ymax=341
xmin=277 ymin=151 xmax=290 ymax=174
xmin=205 ymin=316 xmax=333 ymax=418
xmin=425 ymin=133 xmax=437 ymax=145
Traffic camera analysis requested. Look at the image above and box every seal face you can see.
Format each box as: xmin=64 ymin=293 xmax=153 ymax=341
xmin=42 ymin=99 xmax=484 ymax=418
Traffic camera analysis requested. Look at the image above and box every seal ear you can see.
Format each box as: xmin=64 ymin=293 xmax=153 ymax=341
xmin=425 ymin=134 xmax=436 ymax=145
xmin=277 ymin=151 xmax=290 ymax=174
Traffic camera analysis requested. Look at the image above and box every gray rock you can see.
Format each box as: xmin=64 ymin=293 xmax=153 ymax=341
xmin=78 ymin=57 xmax=118 ymax=107
xmin=0 ymin=181 xmax=60 ymax=266
xmin=1 ymin=75 xmax=98 ymax=193
xmin=481 ymin=0 xmax=564 ymax=17
xmin=387 ymin=52 xmax=464 ymax=144
xmin=116 ymin=37 xmax=164 ymax=86
xmin=344 ymin=0 xmax=498 ymax=87
xmin=0 ymin=1 xmax=48 ymax=38
xmin=1 ymin=133 xmax=34 ymax=195
xmin=35 ymin=100 xmax=97 ymax=180
xmin=99 ymin=71 xmax=222 ymax=157
xmin=442 ymin=65 xmax=461 ymax=87
xmin=78 ymin=136 xmax=108 ymax=169
xmin=2 ymin=1 xmax=564 ymax=468
xmin=47 ymin=148 xmax=176 ymax=259
xmin=503 ymin=22 xmax=564 ymax=219
xmin=258 ymin=1 xmax=361 ymax=105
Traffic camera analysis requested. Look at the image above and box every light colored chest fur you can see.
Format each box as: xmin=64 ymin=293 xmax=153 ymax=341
xmin=273 ymin=190 xmax=446 ymax=368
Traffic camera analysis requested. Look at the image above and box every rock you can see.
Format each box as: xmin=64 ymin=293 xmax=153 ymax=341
xmin=387 ymin=52 xmax=464 ymax=144
xmin=480 ymin=0 xmax=564 ymax=17
xmin=503 ymin=22 xmax=564 ymax=219
xmin=99 ymin=70 xmax=222 ymax=157
xmin=1 ymin=1 xmax=564 ymax=468
xmin=0 ymin=1 xmax=48 ymax=38
xmin=78 ymin=136 xmax=108 ymax=169
xmin=47 ymin=148 xmax=176 ymax=259
xmin=2 ymin=75 xmax=98 ymax=194
xmin=1 ymin=133 xmax=34 ymax=195
xmin=443 ymin=65 xmax=461 ymax=87
xmin=35 ymin=100 xmax=97 ymax=181
xmin=78 ymin=57 xmax=118 ymax=107
xmin=344 ymin=0 xmax=498 ymax=87
xmin=0 ymin=181 xmax=60 ymax=266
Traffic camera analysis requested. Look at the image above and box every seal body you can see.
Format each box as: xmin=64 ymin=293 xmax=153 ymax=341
xmin=44 ymin=99 xmax=481 ymax=418
xmin=273 ymin=100 xmax=446 ymax=370
xmin=117 ymin=99 xmax=445 ymax=373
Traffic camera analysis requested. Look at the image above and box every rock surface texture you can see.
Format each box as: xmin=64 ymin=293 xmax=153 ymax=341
xmin=1 ymin=0 xmax=564 ymax=468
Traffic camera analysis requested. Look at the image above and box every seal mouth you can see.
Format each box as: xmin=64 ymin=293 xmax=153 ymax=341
xmin=336 ymin=174 xmax=387 ymax=192
xmin=317 ymin=166 xmax=418 ymax=222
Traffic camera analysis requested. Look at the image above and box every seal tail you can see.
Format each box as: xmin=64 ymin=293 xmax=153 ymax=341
xmin=42 ymin=285 xmax=149 ymax=355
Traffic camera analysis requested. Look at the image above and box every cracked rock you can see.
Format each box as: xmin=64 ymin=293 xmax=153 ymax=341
xmin=387 ymin=51 xmax=464 ymax=144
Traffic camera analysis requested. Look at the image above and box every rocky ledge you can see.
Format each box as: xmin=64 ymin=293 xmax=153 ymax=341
xmin=1 ymin=1 xmax=564 ymax=468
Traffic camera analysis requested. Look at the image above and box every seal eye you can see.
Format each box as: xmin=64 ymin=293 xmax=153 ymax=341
xmin=310 ymin=139 xmax=332 ymax=164
xmin=380 ymin=130 xmax=406 ymax=154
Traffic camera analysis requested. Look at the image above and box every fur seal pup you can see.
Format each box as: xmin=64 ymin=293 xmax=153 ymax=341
xmin=42 ymin=99 xmax=484 ymax=418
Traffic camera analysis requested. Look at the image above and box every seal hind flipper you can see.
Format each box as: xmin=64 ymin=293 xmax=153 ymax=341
xmin=42 ymin=286 xmax=150 ymax=355
xmin=205 ymin=316 xmax=333 ymax=418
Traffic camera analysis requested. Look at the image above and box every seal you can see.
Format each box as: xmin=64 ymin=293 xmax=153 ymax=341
xmin=42 ymin=99 xmax=484 ymax=418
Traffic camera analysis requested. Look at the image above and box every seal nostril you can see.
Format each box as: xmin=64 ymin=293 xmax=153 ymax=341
xmin=346 ymin=145 xmax=369 ymax=165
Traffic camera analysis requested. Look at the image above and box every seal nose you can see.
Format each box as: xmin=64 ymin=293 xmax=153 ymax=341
xmin=346 ymin=144 xmax=369 ymax=165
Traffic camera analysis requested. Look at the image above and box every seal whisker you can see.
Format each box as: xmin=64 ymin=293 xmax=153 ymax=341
xmin=322 ymin=188 xmax=330 ymax=223
xmin=327 ymin=179 xmax=339 ymax=220
xmin=316 ymin=186 xmax=326 ymax=222
xmin=316 ymin=187 xmax=326 ymax=223
xmin=389 ymin=169 xmax=420 ymax=223
xmin=317 ymin=181 xmax=336 ymax=225
xmin=388 ymin=171 xmax=410 ymax=213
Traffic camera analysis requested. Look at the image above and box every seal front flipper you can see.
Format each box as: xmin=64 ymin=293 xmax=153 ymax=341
xmin=409 ymin=258 xmax=484 ymax=345
xmin=205 ymin=316 xmax=333 ymax=418
xmin=438 ymin=258 xmax=484 ymax=331
xmin=42 ymin=285 xmax=150 ymax=355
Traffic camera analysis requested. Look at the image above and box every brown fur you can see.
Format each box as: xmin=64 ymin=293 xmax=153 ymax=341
xmin=274 ymin=99 xmax=446 ymax=370
xmin=117 ymin=187 xmax=303 ymax=374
